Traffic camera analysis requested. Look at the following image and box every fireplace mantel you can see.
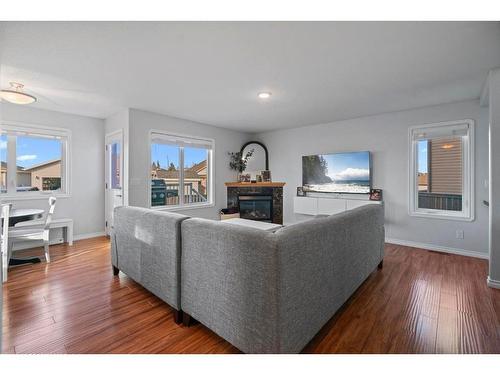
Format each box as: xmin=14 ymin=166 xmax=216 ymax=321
xmin=224 ymin=182 xmax=286 ymax=188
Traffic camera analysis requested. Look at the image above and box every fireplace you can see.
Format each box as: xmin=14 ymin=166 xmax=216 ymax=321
xmin=225 ymin=182 xmax=285 ymax=224
xmin=238 ymin=195 xmax=273 ymax=222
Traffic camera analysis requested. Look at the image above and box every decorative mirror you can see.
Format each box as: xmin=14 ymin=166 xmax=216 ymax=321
xmin=241 ymin=141 xmax=269 ymax=172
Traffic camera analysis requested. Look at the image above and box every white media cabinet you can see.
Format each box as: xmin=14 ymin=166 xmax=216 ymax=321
xmin=293 ymin=195 xmax=382 ymax=216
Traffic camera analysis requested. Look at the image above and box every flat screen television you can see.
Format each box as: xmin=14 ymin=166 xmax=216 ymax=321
xmin=302 ymin=151 xmax=371 ymax=194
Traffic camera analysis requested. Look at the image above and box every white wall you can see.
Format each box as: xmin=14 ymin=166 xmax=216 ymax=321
xmin=489 ymin=69 xmax=500 ymax=286
xmin=0 ymin=103 xmax=105 ymax=237
xmin=256 ymin=99 xmax=489 ymax=258
xmin=128 ymin=109 xmax=251 ymax=219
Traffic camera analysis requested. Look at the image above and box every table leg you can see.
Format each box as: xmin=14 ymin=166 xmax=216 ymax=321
xmin=68 ymin=223 xmax=74 ymax=246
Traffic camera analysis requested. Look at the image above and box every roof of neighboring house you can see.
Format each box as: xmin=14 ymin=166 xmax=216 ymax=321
xmin=23 ymin=159 xmax=61 ymax=171
xmin=154 ymin=168 xmax=202 ymax=180
xmin=1 ymin=161 xmax=29 ymax=171
xmin=189 ymin=160 xmax=207 ymax=174
xmin=152 ymin=160 xmax=207 ymax=180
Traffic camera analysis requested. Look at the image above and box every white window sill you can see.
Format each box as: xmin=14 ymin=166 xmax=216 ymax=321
xmin=1 ymin=193 xmax=71 ymax=201
xmin=150 ymin=202 xmax=215 ymax=212
xmin=409 ymin=210 xmax=474 ymax=222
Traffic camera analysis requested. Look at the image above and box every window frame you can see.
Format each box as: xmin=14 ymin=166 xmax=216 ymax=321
xmin=408 ymin=119 xmax=474 ymax=221
xmin=148 ymin=130 xmax=215 ymax=211
xmin=0 ymin=121 xmax=71 ymax=200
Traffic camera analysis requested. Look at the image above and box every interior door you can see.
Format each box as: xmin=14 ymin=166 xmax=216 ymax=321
xmin=105 ymin=131 xmax=124 ymax=235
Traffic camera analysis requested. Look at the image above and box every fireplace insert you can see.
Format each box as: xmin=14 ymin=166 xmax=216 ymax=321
xmin=238 ymin=195 xmax=273 ymax=222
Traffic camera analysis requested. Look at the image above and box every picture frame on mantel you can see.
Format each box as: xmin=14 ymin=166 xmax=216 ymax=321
xmin=261 ymin=170 xmax=271 ymax=182
xmin=239 ymin=173 xmax=251 ymax=183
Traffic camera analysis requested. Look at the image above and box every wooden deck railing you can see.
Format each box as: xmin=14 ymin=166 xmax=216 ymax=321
xmin=152 ymin=182 xmax=207 ymax=206
xmin=418 ymin=192 xmax=462 ymax=211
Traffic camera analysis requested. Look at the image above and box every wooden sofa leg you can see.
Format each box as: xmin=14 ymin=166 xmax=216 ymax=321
xmin=173 ymin=309 xmax=183 ymax=325
xmin=378 ymin=260 xmax=384 ymax=269
xmin=112 ymin=265 xmax=120 ymax=275
xmin=183 ymin=313 xmax=193 ymax=327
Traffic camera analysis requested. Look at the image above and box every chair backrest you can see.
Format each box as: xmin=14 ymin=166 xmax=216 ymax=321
xmin=1 ymin=204 xmax=10 ymax=284
xmin=1 ymin=204 xmax=10 ymax=241
xmin=43 ymin=197 xmax=57 ymax=230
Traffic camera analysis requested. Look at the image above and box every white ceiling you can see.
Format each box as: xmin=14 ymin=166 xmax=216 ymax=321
xmin=1 ymin=21 xmax=499 ymax=132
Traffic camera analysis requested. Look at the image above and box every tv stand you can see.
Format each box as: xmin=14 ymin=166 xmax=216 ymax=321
xmin=294 ymin=195 xmax=382 ymax=216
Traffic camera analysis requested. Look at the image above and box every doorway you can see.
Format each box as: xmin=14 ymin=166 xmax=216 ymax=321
xmin=105 ymin=130 xmax=124 ymax=235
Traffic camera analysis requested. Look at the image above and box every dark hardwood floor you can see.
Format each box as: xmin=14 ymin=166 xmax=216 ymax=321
xmin=2 ymin=237 xmax=500 ymax=354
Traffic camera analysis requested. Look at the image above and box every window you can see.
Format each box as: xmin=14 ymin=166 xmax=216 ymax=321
xmin=150 ymin=132 xmax=213 ymax=209
xmin=409 ymin=119 xmax=474 ymax=221
xmin=110 ymin=142 xmax=121 ymax=189
xmin=0 ymin=123 xmax=70 ymax=197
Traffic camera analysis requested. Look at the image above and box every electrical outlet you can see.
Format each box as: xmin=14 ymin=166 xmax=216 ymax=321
xmin=456 ymin=230 xmax=464 ymax=240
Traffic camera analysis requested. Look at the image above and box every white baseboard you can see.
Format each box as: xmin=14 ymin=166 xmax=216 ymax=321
xmin=385 ymin=237 xmax=489 ymax=260
xmin=487 ymin=277 xmax=500 ymax=289
xmin=12 ymin=238 xmax=64 ymax=252
xmin=73 ymin=231 xmax=106 ymax=241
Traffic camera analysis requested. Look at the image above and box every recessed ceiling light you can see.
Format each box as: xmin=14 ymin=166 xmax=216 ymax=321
xmin=258 ymin=92 xmax=272 ymax=99
xmin=0 ymin=82 xmax=37 ymax=105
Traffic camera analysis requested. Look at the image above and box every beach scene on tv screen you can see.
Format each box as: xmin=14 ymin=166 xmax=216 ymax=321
xmin=302 ymin=151 xmax=370 ymax=194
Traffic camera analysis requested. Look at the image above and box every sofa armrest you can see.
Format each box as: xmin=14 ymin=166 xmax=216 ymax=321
xmin=273 ymin=204 xmax=385 ymax=353
xmin=112 ymin=206 xmax=188 ymax=310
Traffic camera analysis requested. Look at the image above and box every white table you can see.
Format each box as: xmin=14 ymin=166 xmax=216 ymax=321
xmin=222 ymin=218 xmax=283 ymax=232
xmin=1 ymin=208 xmax=44 ymax=227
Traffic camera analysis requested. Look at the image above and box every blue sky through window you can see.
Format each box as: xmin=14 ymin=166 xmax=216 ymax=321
xmin=151 ymin=144 xmax=179 ymax=168
xmin=0 ymin=135 xmax=62 ymax=169
xmin=184 ymin=147 xmax=207 ymax=168
xmin=151 ymin=144 xmax=206 ymax=169
xmin=0 ymin=135 xmax=6 ymax=164
xmin=417 ymin=140 xmax=428 ymax=173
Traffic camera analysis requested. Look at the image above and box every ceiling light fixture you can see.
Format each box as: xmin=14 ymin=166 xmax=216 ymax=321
xmin=258 ymin=92 xmax=272 ymax=99
xmin=441 ymin=144 xmax=455 ymax=150
xmin=0 ymin=82 xmax=37 ymax=105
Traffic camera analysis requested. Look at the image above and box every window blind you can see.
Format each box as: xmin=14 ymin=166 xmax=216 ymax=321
xmin=151 ymin=132 xmax=213 ymax=149
xmin=411 ymin=122 xmax=469 ymax=141
xmin=1 ymin=124 xmax=69 ymax=139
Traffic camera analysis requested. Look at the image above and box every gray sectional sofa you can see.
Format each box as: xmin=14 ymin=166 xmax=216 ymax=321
xmin=111 ymin=204 xmax=384 ymax=353
xmin=111 ymin=206 xmax=189 ymax=323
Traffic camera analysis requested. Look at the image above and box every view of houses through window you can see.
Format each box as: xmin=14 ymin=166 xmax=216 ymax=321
xmin=417 ymin=137 xmax=463 ymax=211
xmin=1 ymin=130 xmax=65 ymax=194
xmin=151 ymin=134 xmax=211 ymax=207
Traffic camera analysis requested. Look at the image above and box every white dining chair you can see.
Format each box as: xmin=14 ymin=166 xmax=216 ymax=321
xmin=8 ymin=197 xmax=56 ymax=263
xmin=1 ymin=204 xmax=11 ymax=283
